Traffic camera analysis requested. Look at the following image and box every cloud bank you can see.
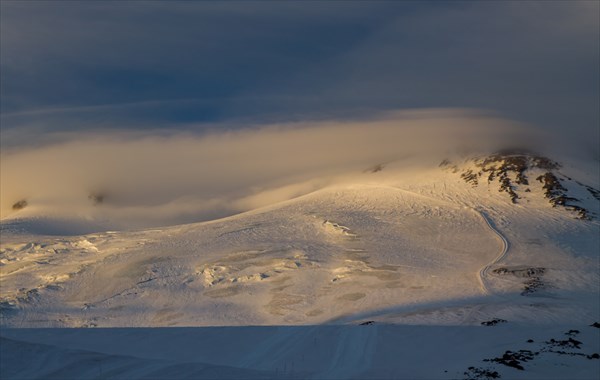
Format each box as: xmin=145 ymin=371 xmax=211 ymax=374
xmin=1 ymin=1 xmax=598 ymax=151
xmin=1 ymin=109 xmax=540 ymax=230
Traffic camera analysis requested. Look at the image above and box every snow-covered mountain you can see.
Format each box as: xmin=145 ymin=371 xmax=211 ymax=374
xmin=1 ymin=150 xmax=599 ymax=379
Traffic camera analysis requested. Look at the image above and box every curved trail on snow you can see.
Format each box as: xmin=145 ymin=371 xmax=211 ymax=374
xmin=473 ymin=209 xmax=509 ymax=295
xmin=353 ymin=185 xmax=511 ymax=296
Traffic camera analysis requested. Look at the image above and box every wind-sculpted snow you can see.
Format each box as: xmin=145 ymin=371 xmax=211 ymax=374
xmin=1 ymin=158 xmax=598 ymax=328
xmin=1 ymin=180 xmax=507 ymax=327
xmin=1 ymin=153 xmax=598 ymax=379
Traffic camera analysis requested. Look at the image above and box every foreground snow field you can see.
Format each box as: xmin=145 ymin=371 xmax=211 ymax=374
xmin=1 ymin=152 xmax=599 ymax=379
xmin=2 ymin=324 xmax=599 ymax=379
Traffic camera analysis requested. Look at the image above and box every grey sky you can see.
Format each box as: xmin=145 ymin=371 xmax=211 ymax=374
xmin=1 ymin=1 xmax=598 ymax=150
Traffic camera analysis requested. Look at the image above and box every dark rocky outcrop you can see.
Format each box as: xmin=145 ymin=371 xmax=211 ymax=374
xmin=11 ymin=200 xmax=27 ymax=210
xmin=485 ymin=350 xmax=536 ymax=370
xmin=481 ymin=318 xmax=507 ymax=326
xmin=465 ymin=325 xmax=600 ymax=378
xmin=88 ymin=193 xmax=105 ymax=205
xmin=492 ymin=267 xmax=547 ymax=296
xmin=442 ymin=151 xmax=594 ymax=219
xmin=464 ymin=367 xmax=500 ymax=379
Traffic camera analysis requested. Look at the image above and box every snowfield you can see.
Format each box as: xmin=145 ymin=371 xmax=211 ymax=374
xmin=1 ymin=152 xmax=599 ymax=379
xmin=2 ymin=324 xmax=599 ymax=379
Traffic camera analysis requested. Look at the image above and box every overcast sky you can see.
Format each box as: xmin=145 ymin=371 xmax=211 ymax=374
xmin=1 ymin=1 xmax=599 ymax=229
xmin=1 ymin=0 xmax=598 ymax=149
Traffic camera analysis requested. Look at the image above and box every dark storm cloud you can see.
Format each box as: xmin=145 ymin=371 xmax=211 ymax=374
xmin=0 ymin=2 xmax=390 ymax=120
xmin=0 ymin=1 xmax=598 ymax=152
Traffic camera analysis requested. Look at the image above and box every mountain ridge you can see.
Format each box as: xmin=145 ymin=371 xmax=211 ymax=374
xmin=1 ymin=150 xmax=598 ymax=329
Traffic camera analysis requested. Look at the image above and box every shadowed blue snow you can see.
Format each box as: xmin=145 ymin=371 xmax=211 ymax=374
xmin=2 ymin=324 xmax=599 ymax=379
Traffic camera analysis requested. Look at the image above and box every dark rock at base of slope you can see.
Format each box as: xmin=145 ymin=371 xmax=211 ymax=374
xmin=546 ymin=337 xmax=583 ymax=349
xmin=481 ymin=318 xmax=507 ymax=326
xmin=485 ymin=350 xmax=537 ymax=370
xmin=463 ymin=366 xmax=501 ymax=379
xmin=492 ymin=267 xmax=548 ymax=296
xmin=493 ymin=267 xmax=545 ymax=278
xmin=465 ymin=327 xmax=599 ymax=378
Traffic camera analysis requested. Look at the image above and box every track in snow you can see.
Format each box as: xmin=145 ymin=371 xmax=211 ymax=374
xmin=385 ymin=186 xmax=510 ymax=296
xmin=473 ymin=209 xmax=509 ymax=295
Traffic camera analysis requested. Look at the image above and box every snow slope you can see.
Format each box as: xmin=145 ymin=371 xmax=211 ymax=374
xmin=2 ymin=324 xmax=599 ymax=379
xmin=1 ymin=152 xmax=599 ymax=379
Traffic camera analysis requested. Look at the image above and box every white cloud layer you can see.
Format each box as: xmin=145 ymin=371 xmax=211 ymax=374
xmin=1 ymin=109 xmax=543 ymax=229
